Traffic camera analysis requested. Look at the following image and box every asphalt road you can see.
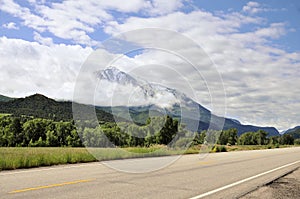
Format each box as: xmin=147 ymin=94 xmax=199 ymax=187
xmin=241 ymin=166 xmax=300 ymax=199
xmin=1 ymin=147 xmax=300 ymax=199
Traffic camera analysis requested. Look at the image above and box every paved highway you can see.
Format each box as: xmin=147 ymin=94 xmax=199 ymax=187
xmin=1 ymin=147 xmax=300 ymax=199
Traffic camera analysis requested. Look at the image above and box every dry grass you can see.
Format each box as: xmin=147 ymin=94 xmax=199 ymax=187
xmin=0 ymin=144 xmax=295 ymax=171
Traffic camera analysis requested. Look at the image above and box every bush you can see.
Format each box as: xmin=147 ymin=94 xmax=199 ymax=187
xmin=212 ymin=145 xmax=227 ymax=152
xmin=294 ymin=139 xmax=300 ymax=145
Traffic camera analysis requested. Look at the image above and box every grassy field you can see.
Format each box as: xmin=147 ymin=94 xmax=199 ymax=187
xmin=0 ymin=146 xmax=193 ymax=170
xmin=225 ymin=144 xmax=294 ymax=152
xmin=0 ymin=145 xmax=297 ymax=171
xmin=0 ymin=148 xmax=96 ymax=171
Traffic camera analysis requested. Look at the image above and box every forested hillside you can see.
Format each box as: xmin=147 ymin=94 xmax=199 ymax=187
xmin=285 ymin=127 xmax=300 ymax=139
xmin=0 ymin=93 xmax=294 ymax=148
xmin=0 ymin=94 xmax=118 ymax=122
xmin=0 ymin=94 xmax=14 ymax=102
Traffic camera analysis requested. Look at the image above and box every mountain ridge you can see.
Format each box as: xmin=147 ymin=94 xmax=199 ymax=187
xmin=0 ymin=67 xmax=281 ymax=136
xmin=94 ymin=67 xmax=279 ymax=136
xmin=0 ymin=94 xmax=15 ymax=102
xmin=0 ymin=93 xmax=119 ymax=122
xmin=0 ymin=92 xmax=280 ymax=136
xmin=283 ymin=126 xmax=300 ymax=138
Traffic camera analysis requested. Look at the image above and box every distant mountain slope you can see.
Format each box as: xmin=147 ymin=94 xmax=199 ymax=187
xmin=0 ymin=94 xmax=14 ymax=102
xmin=0 ymin=93 xmax=280 ymax=136
xmin=284 ymin=126 xmax=300 ymax=138
xmin=0 ymin=94 xmax=118 ymax=122
xmin=0 ymin=66 xmax=281 ymax=137
xmin=222 ymin=118 xmax=279 ymax=136
xmin=96 ymin=67 xmax=280 ymax=136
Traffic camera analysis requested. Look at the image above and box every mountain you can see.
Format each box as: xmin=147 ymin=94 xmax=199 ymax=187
xmin=283 ymin=126 xmax=300 ymax=134
xmin=222 ymin=119 xmax=278 ymax=136
xmin=0 ymin=94 xmax=14 ymax=102
xmin=0 ymin=67 xmax=281 ymax=136
xmin=0 ymin=94 xmax=118 ymax=122
xmin=284 ymin=126 xmax=300 ymax=138
xmin=97 ymin=66 xmax=139 ymax=86
xmin=96 ymin=67 xmax=280 ymax=136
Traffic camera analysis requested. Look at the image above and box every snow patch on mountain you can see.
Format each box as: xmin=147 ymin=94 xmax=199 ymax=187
xmin=94 ymin=67 xmax=196 ymax=108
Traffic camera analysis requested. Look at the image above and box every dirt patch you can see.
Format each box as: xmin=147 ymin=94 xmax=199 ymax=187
xmin=240 ymin=168 xmax=300 ymax=199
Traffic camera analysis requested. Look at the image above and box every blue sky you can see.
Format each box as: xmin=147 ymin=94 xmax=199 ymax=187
xmin=1 ymin=0 xmax=299 ymax=51
xmin=0 ymin=0 xmax=300 ymax=131
xmin=194 ymin=0 xmax=300 ymax=52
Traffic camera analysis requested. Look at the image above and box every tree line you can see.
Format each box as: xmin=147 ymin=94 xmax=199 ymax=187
xmin=0 ymin=115 xmax=179 ymax=147
xmin=0 ymin=115 xmax=297 ymax=147
xmin=193 ymin=128 xmax=295 ymax=146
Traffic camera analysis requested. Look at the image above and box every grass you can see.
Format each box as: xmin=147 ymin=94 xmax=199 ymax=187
xmin=88 ymin=145 xmax=192 ymax=161
xmin=0 ymin=146 xmax=195 ymax=171
xmin=0 ymin=148 xmax=96 ymax=171
xmin=0 ymin=146 xmax=180 ymax=171
xmin=225 ymin=144 xmax=294 ymax=152
xmin=0 ymin=144 xmax=297 ymax=171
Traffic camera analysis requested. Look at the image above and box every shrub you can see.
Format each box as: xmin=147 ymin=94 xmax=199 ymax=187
xmin=212 ymin=145 xmax=227 ymax=152
xmin=294 ymin=139 xmax=300 ymax=145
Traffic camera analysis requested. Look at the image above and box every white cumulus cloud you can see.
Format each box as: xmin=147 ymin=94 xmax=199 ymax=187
xmin=0 ymin=1 xmax=299 ymax=131
xmin=0 ymin=36 xmax=93 ymax=99
xmin=2 ymin=22 xmax=19 ymax=30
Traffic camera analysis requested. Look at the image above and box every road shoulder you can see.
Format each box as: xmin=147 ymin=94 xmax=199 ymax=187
xmin=240 ymin=167 xmax=300 ymax=199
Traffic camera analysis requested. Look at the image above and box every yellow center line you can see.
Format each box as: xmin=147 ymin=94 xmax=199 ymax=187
xmin=8 ymin=179 xmax=95 ymax=194
xmin=198 ymin=161 xmax=215 ymax=165
xmin=251 ymin=154 xmax=262 ymax=158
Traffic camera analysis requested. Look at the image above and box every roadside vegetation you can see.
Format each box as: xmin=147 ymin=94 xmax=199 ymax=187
xmin=0 ymin=114 xmax=299 ymax=171
xmin=0 ymin=115 xmax=296 ymax=148
xmin=1 ymin=144 xmax=297 ymax=171
xmin=0 ymin=147 xmax=96 ymax=170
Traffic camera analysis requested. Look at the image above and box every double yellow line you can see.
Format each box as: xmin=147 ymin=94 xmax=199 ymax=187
xmin=9 ymin=179 xmax=95 ymax=194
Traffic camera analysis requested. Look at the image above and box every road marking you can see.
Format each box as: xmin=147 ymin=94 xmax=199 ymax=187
xmin=8 ymin=179 xmax=95 ymax=194
xmin=189 ymin=160 xmax=300 ymax=199
xmin=198 ymin=161 xmax=214 ymax=165
xmin=0 ymin=163 xmax=101 ymax=176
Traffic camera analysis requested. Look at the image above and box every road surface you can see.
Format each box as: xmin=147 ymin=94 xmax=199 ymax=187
xmin=1 ymin=147 xmax=300 ymax=199
xmin=241 ymin=166 xmax=300 ymax=199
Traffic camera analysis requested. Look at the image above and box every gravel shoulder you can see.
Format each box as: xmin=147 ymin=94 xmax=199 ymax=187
xmin=240 ymin=167 xmax=300 ymax=199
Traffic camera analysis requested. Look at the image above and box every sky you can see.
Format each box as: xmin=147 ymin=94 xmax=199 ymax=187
xmin=0 ymin=0 xmax=300 ymax=131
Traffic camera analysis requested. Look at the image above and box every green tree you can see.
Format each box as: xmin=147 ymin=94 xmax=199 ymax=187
xmin=256 ymin=130 xmax=268 ymax=145
xmin=279 ymin=134 xmax=294 ymax=145
xmin=238 ymin=132 xmax=255 ymax=145
xmin=55 ymin=122 xmax=74 ymax=146
xmin=193 ymin=130 xmax=206 ymax=145
xmin=10 ymin=117 xmax=23 ymax=146
xmin=46 ymin=130 xmax=59 ymax=146
xmin=268 ymin=136 xmax=279 ymax=145
xmin=157 ymin=116 xmax=178 ymax=145
xmin=82 ymin=127 xmax=107 ymax=147
xmin=218 ymin=128 xmax=238 ymax=145
xmin=294 ymin=138 xmax=300 ymax=145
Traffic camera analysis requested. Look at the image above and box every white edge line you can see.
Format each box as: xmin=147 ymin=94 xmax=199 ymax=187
xmin=1 ymin=155 xmax=180 ymax=176
xmin=0 ymin=162 xmax=101 ymax=176
xmin=189 ymin=160 xmax=300 ymax=199
xmin=102 ymin=155 xmax=180 ymax=164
